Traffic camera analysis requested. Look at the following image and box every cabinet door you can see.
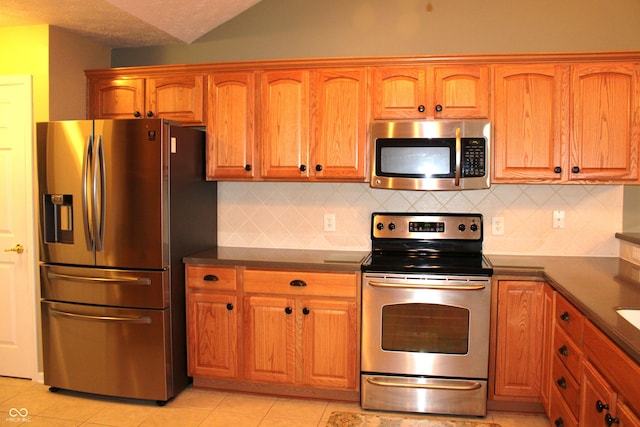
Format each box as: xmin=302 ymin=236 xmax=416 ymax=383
xmin=492 ymin=64 xmax=568 ymax=182
xmin=619 ymin=402 xmax=640 ymax=427
xmin=146 ymin=74 xmax=205 ymax=125
xmin=244 ymin=295 xmax=296 ymax=384
xmin=311 ymin=68 xmax=367 ymax=180
xmin=433 ymin=66 xmax=489 ymax=118
xmin=571 ymin=63 xmax=640 ymax=181
xmin=494 ymin=280 xmax=544 ymax=399
xmin=301 ymin=298 xmax=357 ymax=389
xmin=207 ymin=72 xmax=256 ymax=179
xmin=580 ymin=361 xmax=617 ymax=427
xmin=187 ymin=292 xmax=238 ymax=378
xmin=370 ymin=66 xmax=427 ymax=119
xmin=260 ymin=70 xmax=310 ymax=178
xmin=88 ymin=77 xmax=145 ymax=119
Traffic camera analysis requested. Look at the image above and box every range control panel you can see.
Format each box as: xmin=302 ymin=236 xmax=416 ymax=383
xmin=372 ymin=212 xmax=483 ymax=241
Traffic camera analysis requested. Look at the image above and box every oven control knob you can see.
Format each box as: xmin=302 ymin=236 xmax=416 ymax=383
xmin=458 ymin=224 xmax=466 ymax=232
xmin=470 ymin=223 xmax=478 ymax=232
xmin=389 ymin=223 xmax=396 ymax=231
xmin=376 ymin=222 xmax=384 ymax=230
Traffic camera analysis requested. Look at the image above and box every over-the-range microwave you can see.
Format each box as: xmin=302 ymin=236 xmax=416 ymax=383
xmin=370 ymin=120 xmax=491 ymax=191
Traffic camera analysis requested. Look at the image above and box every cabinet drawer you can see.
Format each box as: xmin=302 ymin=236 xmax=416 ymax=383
xmin=552 ymin=355 xmax=581 ymax=417
xmin=553 ymin=325 xmax=583 ymax=381
xmin=555 ymin=294 xmax=584 ymax=345
xmin=549 ymin=385 xmax=579 ymax=427
xmin=244 ymin=269 xmax=357 ymax=298
xmin=186 ymin=265 xmax=237 ymax=291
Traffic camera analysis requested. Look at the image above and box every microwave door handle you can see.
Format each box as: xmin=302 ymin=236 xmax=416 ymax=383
xmin=454 ymin=127 xmax=461 ymax=187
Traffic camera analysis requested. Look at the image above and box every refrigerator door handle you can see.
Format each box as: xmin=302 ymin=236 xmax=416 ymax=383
xmin=49 ymin=308 xmax=152 ymax=324
xmin=83 ymin=135 xmax=95 ymax=251
xmin=94 ymin=134 xmax=106 ymax=252
xmin=46 ymin=271 xmax=152 ymax=285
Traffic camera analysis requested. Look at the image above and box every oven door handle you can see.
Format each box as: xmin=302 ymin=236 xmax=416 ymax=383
xmin=367 ymin=280 xmax=486 ymax=291
xmin=366 ymin=377 xmax=482 ymax=391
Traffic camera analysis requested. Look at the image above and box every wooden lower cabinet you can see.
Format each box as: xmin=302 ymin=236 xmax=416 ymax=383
xmin=186 ymin=264 xmax=359 ymax=401
xmin=580 ymin=361 xmax=617 ymax=427
xmin=492 ymin=280 xmax=544 ymax=401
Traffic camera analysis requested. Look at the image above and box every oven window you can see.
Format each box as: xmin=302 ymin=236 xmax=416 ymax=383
xmin=381 ymin=303 xmax=469 ymax=354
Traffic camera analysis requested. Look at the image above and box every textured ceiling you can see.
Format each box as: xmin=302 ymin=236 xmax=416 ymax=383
xmin=0 ymin=0 xmax=262 ymax=47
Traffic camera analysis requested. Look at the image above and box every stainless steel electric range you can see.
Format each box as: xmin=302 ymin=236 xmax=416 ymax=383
xmin=360 ymin=212 xmax=493 ymax=416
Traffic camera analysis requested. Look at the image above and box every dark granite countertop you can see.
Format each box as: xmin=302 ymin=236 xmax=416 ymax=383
xmin=489 ymin=255 xmax=640 ymax=365
xmin=616 ymin=232 xmax=640 ymax=246
xmin=183 ymin=246 xmax=369 ymax=272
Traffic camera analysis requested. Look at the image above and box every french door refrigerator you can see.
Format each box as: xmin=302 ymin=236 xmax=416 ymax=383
xmin=36 ymin=119 xmax=216 ymax=404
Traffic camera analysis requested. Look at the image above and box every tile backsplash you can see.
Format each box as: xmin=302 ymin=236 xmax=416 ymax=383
xmin=218 ymin=182 xmax=623 ymax=256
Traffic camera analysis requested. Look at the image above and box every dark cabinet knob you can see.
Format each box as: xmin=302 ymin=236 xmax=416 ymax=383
xmin=572 ymin=166 xmax=580 ymax=173
xmin=203 ymin=274 xmax=219 ymax=282
xmin=554 ymin=417 xmax=564 ymax=427
xmin=435 ymin=104 xmax=443 ymax=112
xmin=558 ymin=345 xmax=569 ymax=357
xmin=285 ymin=307 xmax=292 ymax=314
xmin=418 ymin=105 xmax=425 ymax=113
xmin=554 ymin=166 xmax=562 ymax=173
xmin=290 ymin=279 xmax=307 ymax=287
xmin=146 ymin=111 xmax=154 ymax=117
xmin=133 ymin=111 xmax=141 ymax=118
xmin=244 ymin=164 xmax=252 ymax=171
xmin=560 ymin=311 xmax=570 ymax=322
xmin=226 ymin=303 xmax=234 ymax=311
xmin=299 ymin=165 xmax=307 ymax=172
xmin=605 ymin=414 xmax=620 ymax=426
xmin=315 ymin=164 xmax=323 ymax=172
xmin=596 ymin=400 xmax=610 ymax=413
xmin=556 ymin=377 xmax=567 ymax=389
xmin=302 ymin=307 xmax=310 ymax=315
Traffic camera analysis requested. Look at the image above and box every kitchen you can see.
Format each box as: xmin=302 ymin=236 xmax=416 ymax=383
xmin=2 ymin=0 xmax=640 ymax=426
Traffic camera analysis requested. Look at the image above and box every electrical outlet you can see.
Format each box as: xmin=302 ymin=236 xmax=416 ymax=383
xmin=324 ymin=213 xmax=336 ymax=232
xmin=553 ymin=210 xmax=565 ymax=229
xmin=492 ymin=217 xmax=504 ymax=235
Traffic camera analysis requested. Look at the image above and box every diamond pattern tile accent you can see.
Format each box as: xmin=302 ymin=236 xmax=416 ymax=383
xmin=217 ymin=183 xmax=623 ymax=256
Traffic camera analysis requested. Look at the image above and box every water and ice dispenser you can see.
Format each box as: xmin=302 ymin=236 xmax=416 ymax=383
xmin=43 ymin=194 xmax=74 ymax=244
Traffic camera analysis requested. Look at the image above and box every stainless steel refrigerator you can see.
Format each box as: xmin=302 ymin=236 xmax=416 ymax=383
xmin=36 ymin=119 xmax=216 ymax=404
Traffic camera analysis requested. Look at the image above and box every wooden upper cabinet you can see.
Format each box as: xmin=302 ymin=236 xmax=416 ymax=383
xmin=146 ymin=74 xmax=205 ymax=125
xmin=88 ymin=77 xmax=145 ymax=120
xmin=570 ymin=63 xmax=640 ymax=181
xmin=433 ymin=66 xmax=490 ymax=119
xmin=492 ymin=64 xmax=568 ymax=182
xmin=370 ymin=65 xmax=489 ymax=119
xmin=88 ymin=73 xmax=205 ymax=125
xmin=311 ymin=68 xmax=368 ymax=180
xmin=260 ymin=70 xmax=310 ymax=179
xmin=206 ymin=72 xmax=256 ymax=180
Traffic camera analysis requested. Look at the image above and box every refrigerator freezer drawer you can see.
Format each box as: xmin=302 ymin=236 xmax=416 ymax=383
xmin=41 ymin=264 xmax=169 ymax=309
xmin=42 ymin=301 xmax=173 ymax=402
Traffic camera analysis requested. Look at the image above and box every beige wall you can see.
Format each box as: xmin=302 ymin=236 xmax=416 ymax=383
xmin=112 ymin=0 xmax=640 ymax=67
xmin=0 ymin=25 xmax=110 ymax=121
xmin=48 ymin=27 xmax=111 ymax=120
xmin=0 ymin=25 xmax=50 ymax=122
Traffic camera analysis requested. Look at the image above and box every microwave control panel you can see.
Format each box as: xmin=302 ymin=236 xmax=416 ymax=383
xmin=462 ymin=139 xmax=486 ymax=177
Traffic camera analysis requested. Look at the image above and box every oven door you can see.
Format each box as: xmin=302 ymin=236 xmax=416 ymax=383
xmin=361 ymin=273 xmax=491 ymax=379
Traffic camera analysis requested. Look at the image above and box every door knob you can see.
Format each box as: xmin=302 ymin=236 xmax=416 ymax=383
xmin=4 ymin=244 xmax=24 ymax=254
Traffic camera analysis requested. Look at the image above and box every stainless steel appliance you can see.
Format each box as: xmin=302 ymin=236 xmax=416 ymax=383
xmin=37 ymin=119 xmax=216 ymax=404
xmin=360 ymin=212 xmax=493 ymax=416
xmin=370 ymin=120 xmax=491 ymax=191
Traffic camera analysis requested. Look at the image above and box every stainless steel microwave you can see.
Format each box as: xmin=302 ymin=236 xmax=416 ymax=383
xmin=370 ymin=120 xmax=491 ymax=191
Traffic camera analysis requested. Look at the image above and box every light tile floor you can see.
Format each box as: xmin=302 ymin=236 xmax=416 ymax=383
xmin=0 ymin=377 xmax=550 ymax=426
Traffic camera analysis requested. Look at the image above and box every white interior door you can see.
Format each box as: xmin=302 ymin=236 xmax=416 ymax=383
xmin=0 ymin=75 xmax=38 ymax=379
